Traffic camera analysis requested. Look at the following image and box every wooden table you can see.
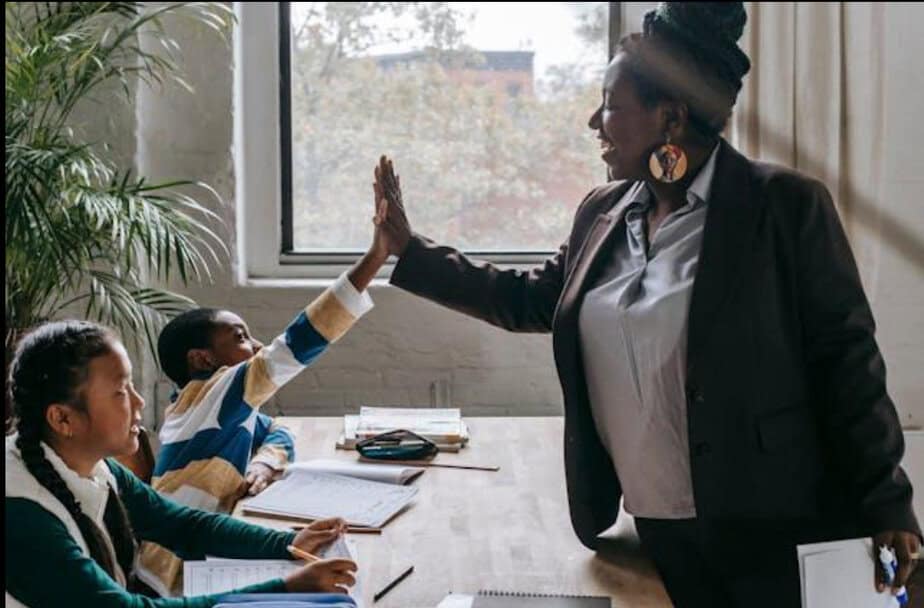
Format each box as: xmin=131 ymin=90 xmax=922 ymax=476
xmin=234 ymin=417 xmax=671 ymax=608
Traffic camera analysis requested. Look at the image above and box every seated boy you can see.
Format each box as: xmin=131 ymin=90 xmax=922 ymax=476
xmin=137 ymin=196 xmax=392 ymax=595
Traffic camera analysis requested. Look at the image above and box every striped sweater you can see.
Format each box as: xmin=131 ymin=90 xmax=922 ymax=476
xmin=138 ymin=273 xmax=373 ymax=595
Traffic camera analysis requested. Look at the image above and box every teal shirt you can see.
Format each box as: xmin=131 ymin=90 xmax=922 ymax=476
xmin=5 ymin=459 xmax=297 ymax=607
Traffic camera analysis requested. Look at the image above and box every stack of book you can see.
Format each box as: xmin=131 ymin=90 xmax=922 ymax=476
xmin=336 ymin=406 xmax=470 ymax=452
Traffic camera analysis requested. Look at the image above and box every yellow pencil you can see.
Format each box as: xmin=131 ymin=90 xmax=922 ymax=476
xmin=287 ymin=544 xmax=321 ymax=562
xmin=290 ymin=524 xmax=382 ymax=534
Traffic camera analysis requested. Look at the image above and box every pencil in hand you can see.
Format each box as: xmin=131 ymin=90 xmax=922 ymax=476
xmin=287 ymin=544 xmax=321 ymax=562
xmin=291 ymin=524 xmax=382 ymax=534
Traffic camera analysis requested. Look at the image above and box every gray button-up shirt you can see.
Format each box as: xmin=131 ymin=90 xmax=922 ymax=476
xmin=578 ymin=145 xmax=718 ymax=519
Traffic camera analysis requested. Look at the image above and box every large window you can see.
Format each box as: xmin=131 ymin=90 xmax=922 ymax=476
xmin=282 ymin=2 xmax=611 ymax=257
xmin=235 ymin=3 xmax=627 ymax=278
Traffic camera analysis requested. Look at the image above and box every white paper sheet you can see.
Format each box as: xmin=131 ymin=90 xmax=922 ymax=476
xmin=436 ymin=593 xmax=475 ymax=608
xmin=185 ymin=559 xmax=297 ymax=596
xmin=798 ymin=538 xmax=899 ymax=608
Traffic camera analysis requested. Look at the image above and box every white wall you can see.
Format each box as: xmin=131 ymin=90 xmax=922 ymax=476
xmin=866 ymin=2 xmax=924 ymax=429
xmin=113 ymin=4 xmax=923 ymax=428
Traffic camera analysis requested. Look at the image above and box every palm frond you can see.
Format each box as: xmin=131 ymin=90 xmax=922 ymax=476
xmin=80 ymin=270 xmax=198 ymax=353
xmin=6 ymin=1 xmax=236 ymax=359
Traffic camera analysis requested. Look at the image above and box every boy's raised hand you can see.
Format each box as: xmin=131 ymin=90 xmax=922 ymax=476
xmin=350 ymin=162 xmax=404 ymax=292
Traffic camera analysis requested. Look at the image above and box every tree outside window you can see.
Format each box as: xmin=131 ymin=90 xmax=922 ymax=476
xmin=287 ymin=2 xmax=608 ymax=253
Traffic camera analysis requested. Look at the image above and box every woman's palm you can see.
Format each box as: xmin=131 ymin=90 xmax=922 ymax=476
xmin=373 ymin=155 xmax=411 ymax=257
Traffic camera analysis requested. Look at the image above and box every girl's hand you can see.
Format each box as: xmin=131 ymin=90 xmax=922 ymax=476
xmin=291 ymin=517 xmax=347 ymax=554
xmin=283 ymin=558 xmax=357 ymax=593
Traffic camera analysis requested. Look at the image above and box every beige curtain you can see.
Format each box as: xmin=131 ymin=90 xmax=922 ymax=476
xmin=731 ymin=3 xmax=882 ymax=264
xmin=728 ymin=2 xmax=924 ymax=421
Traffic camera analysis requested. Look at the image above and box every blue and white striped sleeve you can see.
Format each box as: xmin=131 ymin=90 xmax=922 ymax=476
xmin=249 ymin=414 xmax=295 ymax=471
xmin=239 ymin=271 xmax=375 ymax=409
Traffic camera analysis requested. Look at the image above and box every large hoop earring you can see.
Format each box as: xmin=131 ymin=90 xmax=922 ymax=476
xmin=648 ymin=135 xmax=687 ymax=183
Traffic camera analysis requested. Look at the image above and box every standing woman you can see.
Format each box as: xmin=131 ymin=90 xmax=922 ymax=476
xmin=370 ymin=3 xmax=920 ymax=606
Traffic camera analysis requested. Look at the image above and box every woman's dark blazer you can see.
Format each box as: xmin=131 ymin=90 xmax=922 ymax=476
xmin=390 ymin=138 xmax=920 ymax=549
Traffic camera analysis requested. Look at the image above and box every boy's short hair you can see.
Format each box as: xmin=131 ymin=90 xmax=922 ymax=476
xmin=157 ymin=308 xmax=221 ymax=387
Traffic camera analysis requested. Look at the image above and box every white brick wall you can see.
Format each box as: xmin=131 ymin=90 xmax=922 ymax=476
xmin=163 ymin=280 xmax=563 ymax=422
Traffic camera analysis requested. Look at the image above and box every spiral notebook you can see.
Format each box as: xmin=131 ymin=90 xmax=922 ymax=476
xmin=472 ymin=590 xmax=611 ymax=608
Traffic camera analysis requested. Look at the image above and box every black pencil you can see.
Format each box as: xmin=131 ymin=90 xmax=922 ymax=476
xmin=373 ymin=564 xmax=414 ymax=603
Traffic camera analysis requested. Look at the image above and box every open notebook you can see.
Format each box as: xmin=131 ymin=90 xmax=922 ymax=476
xmin=286 ymin=459 xmax=424 ymax=485
xmin=241 ymin=469 xmax=418 ymax=528
xmin=184 ymin=536 xmax=364 ymax=606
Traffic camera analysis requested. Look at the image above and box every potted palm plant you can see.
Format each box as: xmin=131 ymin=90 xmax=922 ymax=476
xmin=5 ymin=2 xmax=234 ymax=430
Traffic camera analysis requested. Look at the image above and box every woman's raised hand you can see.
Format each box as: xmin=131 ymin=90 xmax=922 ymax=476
xmin=372 ymin=155 xmax=411 ymax=258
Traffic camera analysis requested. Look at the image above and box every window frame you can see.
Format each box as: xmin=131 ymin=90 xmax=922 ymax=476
xmin=234 ymin=2 xmax=622 ymax=280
